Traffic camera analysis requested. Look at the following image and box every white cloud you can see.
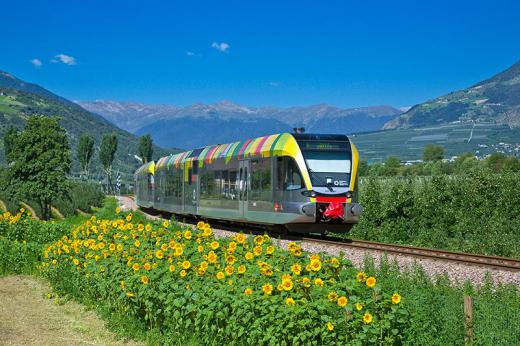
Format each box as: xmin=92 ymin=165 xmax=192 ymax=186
xmin=51 ymin=54 xmax=77 ymax=65
xmin=269 ymin=81 xmax=280 ymax=87
xmin=211 ymin=42 xmax=230 ymax=53
xmin=185 ymin=51 xmax=201 ymax=57
xmin=30 ymin=58 xmax=42 ymax=67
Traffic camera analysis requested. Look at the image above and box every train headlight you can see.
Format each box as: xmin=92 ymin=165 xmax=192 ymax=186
xmin=301 ymin=190 xmax=317 ymax=197
xmin=346 ymin=191 xmax=353 ymax=199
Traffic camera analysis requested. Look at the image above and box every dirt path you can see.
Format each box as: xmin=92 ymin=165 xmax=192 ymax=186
xmin=0 ymin=276 xmax=141 ymax=346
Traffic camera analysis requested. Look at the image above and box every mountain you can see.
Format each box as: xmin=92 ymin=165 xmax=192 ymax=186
xmin=384 ymin=60 xmax=520 ymax=129
xmin=0 ymin=71 xmax=171 ymax=180
xmin=0 ymin=70 xmax=70 ymax=104
xmin=79 ymin=100 xmax=402 ymax=148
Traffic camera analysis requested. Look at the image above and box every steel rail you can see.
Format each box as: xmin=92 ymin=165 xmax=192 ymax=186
xmin=302 ymin=236 xmax=520 ymax=272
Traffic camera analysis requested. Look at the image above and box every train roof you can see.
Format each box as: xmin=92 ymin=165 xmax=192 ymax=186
xmin=142 ymin=132 xmax=351 ymax=173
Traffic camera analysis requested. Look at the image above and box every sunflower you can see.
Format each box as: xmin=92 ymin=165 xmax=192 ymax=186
xmin=363 ymin=312 xmax=373 ymax=324
xmin=182 ymin=260 xmax=191 ymax=269
xmin=162 ymin=220 xmax=169 ymax=228
xmin=282 ymin=278 xmax=293 ymax=291
xmin=237 ymin=265 xmax=246 ymax=274
xmin=254 ymin=235 xmax=264 ymax=245
xmin=155 ymin=250 xmax=164 ymax=259
xmin=355 ymin=303 xmax=363 ymax=311
xmin=253 ymin=246 xmax=262 ymax=256
xmin=285 ymin=297 xmax=296 ymax=306
xmin=116 ymin=207 xmax=121 ymax=214
xmin=314 ymin=278 xmax=324 ymax=286
xmin=109 ymin=243 xmax=116 ymax=251
xmin=145 ymin=224 xmax=152 ymax=232
xmin=169 ymin=264 xmax=175 ymax=272
xmin=356 ymin=271 xmax=367 ymax=282
xmin=310 ymin=259 xmax=322 ymax=272
xmin=391 ymin=293 xmax=401 ymax=304
xmin=184 ymin=230 xmax=192 ymax=240
xmin=144 ymin=262 xmax=151 ymax=271
xmin=330 ymin=257 xmax=340 ymax=268
xmin=161 ymin=243 xmax=168 ymax=252
xmin=200 ymin=261 xmax=209 ymax=270
xmin=302 ymin=277 xmax=311 ymax=288
xmin=366 ymin=276 xmax=377 ymax=288
xmin=210 ymin=241 xmax=220 ymax=250
xmin=337 ymin=296 xmax=348 ymax=307
xmin=141 ymin=275 xmax=149 ymax=285
xmin=266 ymin=245 xmax=275 ymax=255
xmin=216 ymin=271 xmax=225 ymax=280
xmin=225 ymin=266 xmax=234 ymax=276
xmin=126 ymin=214 xmax=133 ymax=222
xmin=208 ymin=251 xmax=218 ymax=263
xmin=291 ymin=263 xmax=302 ymax=275
xmin=262 ymin=283 xmax=273 ymax=295
xmin=235 ymin=233 xmax=246 ymax=244
xmin=180 ymin=270 xmax=187 ymax=278
xmin=245 ymin=252 xmax=254 ymax=261
xmin=328 ymin=291 xmax=338 ymax=302
xmin=196 ymin=221 xmax=205 ymax=229
xmin=226 ymin=255 xmax=236 ymax=265
xmin=132 ymin=263 xmax=140 ymax=271
xmin=326 ymin=322 xmax=334 ymax=331
xmin=197 ymin=245 xmax=204 ymax=253
xmin=244 ymin=288 xmax=253 ymax=295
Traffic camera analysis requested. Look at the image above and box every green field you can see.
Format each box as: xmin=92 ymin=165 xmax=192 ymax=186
xmin=352 ymin=122 xmax=520 ymax=162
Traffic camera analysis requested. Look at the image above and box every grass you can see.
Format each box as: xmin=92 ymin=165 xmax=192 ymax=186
xmin=0 ymin=275 xmax=141 ymax=346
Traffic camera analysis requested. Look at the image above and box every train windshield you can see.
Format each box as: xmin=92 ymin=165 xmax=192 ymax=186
xmin=297 ymin=140 xmax=352 ymax=189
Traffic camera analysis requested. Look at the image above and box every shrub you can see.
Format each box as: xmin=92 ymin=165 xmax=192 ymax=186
xmin=353 ymin=172 xmax=520 ymax=258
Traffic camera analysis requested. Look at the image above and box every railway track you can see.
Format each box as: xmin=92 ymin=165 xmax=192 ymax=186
xmin=302 ymin=236 xmax=520 ymax=272
xmin=120 ymin=196 xmax=520 ymax=272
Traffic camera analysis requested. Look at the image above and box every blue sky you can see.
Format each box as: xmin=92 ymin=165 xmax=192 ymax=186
xmin=1 ymin=0 xmax=520 ymax=108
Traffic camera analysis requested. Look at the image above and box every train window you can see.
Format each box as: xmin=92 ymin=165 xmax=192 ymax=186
xmin=251 ymin=158 xmax=272 ymax=201
xmin=277 ymin=157 xmax=304 ymax=191
xmin=188 ymin=168 xmax=192 ymax=185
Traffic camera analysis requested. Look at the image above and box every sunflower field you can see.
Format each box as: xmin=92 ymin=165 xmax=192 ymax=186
xmin=39 ymin=210 xmax=408 ymax=345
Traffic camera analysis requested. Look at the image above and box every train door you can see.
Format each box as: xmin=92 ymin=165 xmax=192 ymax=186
xmin=183 ymin=161 xmax=198 ymax=215
xmin=238 ymin=160 xmax=250 ymax=218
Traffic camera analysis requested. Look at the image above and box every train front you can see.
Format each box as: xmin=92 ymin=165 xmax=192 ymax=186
xmin=291 ymin=134 xmax=363 ymax=233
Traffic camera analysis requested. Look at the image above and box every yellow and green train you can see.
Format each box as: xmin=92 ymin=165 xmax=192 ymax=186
xmin=135 ymin=133 xmax=362 ymax=233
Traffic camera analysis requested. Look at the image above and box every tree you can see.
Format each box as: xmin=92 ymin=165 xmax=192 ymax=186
xmin=138 ymin=134 xmax=153 ymax=163
xmin=358 ymin=159 xmax=369 ymax=176
xmin=423 ymin=144 xmax=444 ymax=162
xmin=99 ymin=134 xmax=118 ymax=190
xmin=77 ymin=134 xmax=95 ymax=180
xmin=3 ymin=126 xmax=18 ymax=164
xmin=7 ymin=117 xmax=71 ymax=220
xmin=383 ymin=156 xmax=401 ymax=176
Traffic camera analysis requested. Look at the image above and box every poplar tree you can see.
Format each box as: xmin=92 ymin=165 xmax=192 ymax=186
xmin=138 ymin=134 xmax=153 ymax=163
xmin=99 ymin=133 xmax=118 ymax=190
xmin=77 ymin=134 xmax=95 ymax=180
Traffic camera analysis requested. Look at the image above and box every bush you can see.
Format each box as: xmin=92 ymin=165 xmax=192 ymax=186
xmin=41 ymin=213 xmax=408 ymax=345
xmin=352 ymin=172 xmax=520 ymax=258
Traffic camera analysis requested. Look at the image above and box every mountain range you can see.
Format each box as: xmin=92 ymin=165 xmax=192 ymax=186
xmin=78 ymin=100 xmax=403 ymax=148
xmin=385 ymin=59 xmax=520 ymax=129
xmin=0 ymin=71 xmax=170 ymax=179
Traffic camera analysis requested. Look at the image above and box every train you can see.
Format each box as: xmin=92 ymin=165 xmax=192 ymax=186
xmin=134 ymin=132 xmax=363 ymax=234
